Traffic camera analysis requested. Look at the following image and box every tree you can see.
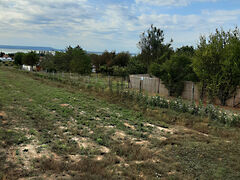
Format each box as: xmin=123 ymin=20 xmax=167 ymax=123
xmin=53 ymin=51 xmax=70 ymax=72
xmin=176 ymin=46 xmax=195 ymax=57
xmin=8 ymin=53 xmax=14 ymax=59
xmin=40 ymin=53 xmax=56 ymax=72
xmin=153 ymin=55 xmax=197 ymax=97
xmin=127 ymin=55 xmax=147 ymax=74
xmin=90 ymin=54 xmax=101 ymax=72
xmin=112 ymin=66 xmax=128 ymax=77
xmin=22 ymin=51 xmax=39 ymax=66
xmin=69 ymin=46 xmax=92 ymax=74
xmin=97 ymin=51 xmax=116 ymax=74
xmin=110 ymin=52 xmax=130 ymax=67
xmin=0 ymin=52 xmax=4 ymax=57
xmin=40 ymin=45 xmax=92 ymax=74
xmin=14 ymin=52 xmax=25 ymax=65
xmin=100 ymin=50 xmax=116 ymax=66
xmin=138 ymin=24 xmax=173 ymax=69
xmin=193 ymin=27 xmax=240 ymax=105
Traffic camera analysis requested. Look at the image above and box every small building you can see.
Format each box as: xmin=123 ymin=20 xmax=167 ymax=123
xmin=0 ymin=55 xmax=13 ymax=61
xmin=22 ymin=64 xmax=41 ymax=72
xmin=92 ymin=65 xmax=96 ymax=73
xmin=22 ymin=65 xmax=32 ymax=71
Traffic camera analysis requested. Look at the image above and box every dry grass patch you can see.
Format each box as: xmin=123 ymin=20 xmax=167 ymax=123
xmin=112 ymin=141 xmax=153 ymax=161
xmin=0 ymin=111 xmax=7 ymax=119
xmin=32 ymin=154 xmax=121 ymax=179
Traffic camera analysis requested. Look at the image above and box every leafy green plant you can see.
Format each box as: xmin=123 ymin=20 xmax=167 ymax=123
xmin=193 ymin=27 xmax=240 ymax=105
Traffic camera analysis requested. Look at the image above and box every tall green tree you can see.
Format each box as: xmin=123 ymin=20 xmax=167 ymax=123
xmin=22 ymin=51 xmax=39 ymax=67
xmin=101 ymin=51 xmax=116 ymax=67
xmin=14 ymin=52 xmax=25 ymax=65
xmin=109 ymin=52 xmax=130 ymax=67
xmin=69 ymin=46 xmax=92 ymax=74
xmin=193 ymin=27 xmax=240 ymax=105
xmin=97 ymin=51 xmax=116 ymax=74
xmin=54 ymin=51 xmax=70 ymax=72
xmin=40 ymin=53 xmax=56 ymax=72
xmin=138 ymin=24 xmax=173 ymax=68
xmin=90 ymin=54 xmax=101 ymax=72
xmin=176 ymin=46 xmax=195 ymax=57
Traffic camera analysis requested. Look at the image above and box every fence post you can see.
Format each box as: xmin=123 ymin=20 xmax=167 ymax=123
xmin=121 ymin=77 xmax=124 ymax=90
xmin=116 ymin=80 xmax=119 ymax=94
xmin=140 ymin=77 xmax=143 ymax=92
xmin=157 ymin=78 xmax=160 ymax=94
xmin=191 ymin=82 xmax=195 ymax=103
xmin=108 ymin=75 xmax=112 ymax=93
xmin=233 ymin=95 xmax=236 ymax=107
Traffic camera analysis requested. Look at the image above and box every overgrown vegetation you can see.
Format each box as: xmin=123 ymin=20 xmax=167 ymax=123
xmin=193 ymin=28 xmax=240 ymax=105
xmin=40 ymin=46 xmax=92 ymax=74
xmin=138 ymin=25 xmax=240 ymax=103
xmin=1 ymin=65 xmax=240 ymax=179
xmin=10 ymin=25 xmax=240 ymax=105
xmin=17 ymin=66 xmax=240 ymax=127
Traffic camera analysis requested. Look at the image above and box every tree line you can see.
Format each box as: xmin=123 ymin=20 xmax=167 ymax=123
xmin=13 ymin=25 xmax=240 ymax=106
xmin=137 ymin=25 xmax=240 ymax=106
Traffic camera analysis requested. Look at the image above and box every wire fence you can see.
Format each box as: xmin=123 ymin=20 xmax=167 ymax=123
xmin=13 ymin=68 xmax=240 ymax=127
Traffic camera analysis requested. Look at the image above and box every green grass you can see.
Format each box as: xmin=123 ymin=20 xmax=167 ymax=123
xmin=0 ymin=66 xmax=240 ymax=179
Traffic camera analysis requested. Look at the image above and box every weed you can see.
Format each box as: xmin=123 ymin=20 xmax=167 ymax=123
xmin=1 ymin=67 xmax=240 ymax=179
xmin=0 ymin=128 xmax=29 ymax=147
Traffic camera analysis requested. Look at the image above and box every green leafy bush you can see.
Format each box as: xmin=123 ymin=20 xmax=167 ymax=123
xmin=153 ymin=55 xmax=197 ymax=97
xmin=127 ymin=56 xmax=147 ymax=75
xmin=193 ymin=27 xmax=240 ymax=105
xmin=113 ymin=66 xmax=128 ymax=77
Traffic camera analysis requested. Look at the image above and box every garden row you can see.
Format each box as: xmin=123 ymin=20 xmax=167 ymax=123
xmin=18 ymin=68 xmax=240 ymax=127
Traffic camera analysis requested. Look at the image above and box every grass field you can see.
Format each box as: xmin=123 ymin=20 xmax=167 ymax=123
xmin=0 ymin=67 xmax=240 ymax=179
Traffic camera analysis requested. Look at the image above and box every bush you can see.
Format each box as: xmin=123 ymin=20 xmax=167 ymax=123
xmin=110 ymin=52 xmax=130 ymax=67
xmin=153 ymin=55 xmax=197 ymax=97
xmin=14 ymin=52 xmax=25 ymax=65
xmin=127 ymin=56 xmax=147 ymax=75
xmin=193 ymin=27 xmax=240 ymax=105
xmin=113 ymin=66 xmax=128 ymax=77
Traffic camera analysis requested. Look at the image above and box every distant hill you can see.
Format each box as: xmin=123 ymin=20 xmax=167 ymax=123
xmin=0 ymin=45 xmax=137 ymax=56
xmin=0 ymin=45 xmax=61 ymax=51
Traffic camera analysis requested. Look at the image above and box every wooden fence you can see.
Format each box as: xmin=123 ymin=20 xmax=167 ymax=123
xmin=129 ymin=74 xmax=240 ymax=107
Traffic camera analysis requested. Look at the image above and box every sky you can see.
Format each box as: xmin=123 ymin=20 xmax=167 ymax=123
xmin=0 ymin=0 xmax=240 ymax=53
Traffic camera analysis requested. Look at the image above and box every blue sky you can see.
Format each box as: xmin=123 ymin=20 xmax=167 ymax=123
xmin=0 ymin=0 xmax=240 ymax=53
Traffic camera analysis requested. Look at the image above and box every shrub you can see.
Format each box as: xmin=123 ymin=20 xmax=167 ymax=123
xmin=113 ymin=66 xmax=128 ymax=77
xmin=127 ymin=56 xmax=147 ymax=75
xmin=14 ymin=52 xmax=25 ymax=65
xmin=193 ymin=27 xmax=240 ymax=106
xmin=157 ymin=55 xmax=197 ymax=97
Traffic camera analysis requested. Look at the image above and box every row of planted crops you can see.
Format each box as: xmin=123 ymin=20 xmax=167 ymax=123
xmin=19 ymin=69 xmax=240 ymax=127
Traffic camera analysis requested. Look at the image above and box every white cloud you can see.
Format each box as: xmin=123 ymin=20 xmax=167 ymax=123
xmin=135 ymin=0 xmax=217 ymax=7
xmin=136 ymin=9 xmax=240 ymax=47
xmin=0 ymin=0 xmax=239 ymax=52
